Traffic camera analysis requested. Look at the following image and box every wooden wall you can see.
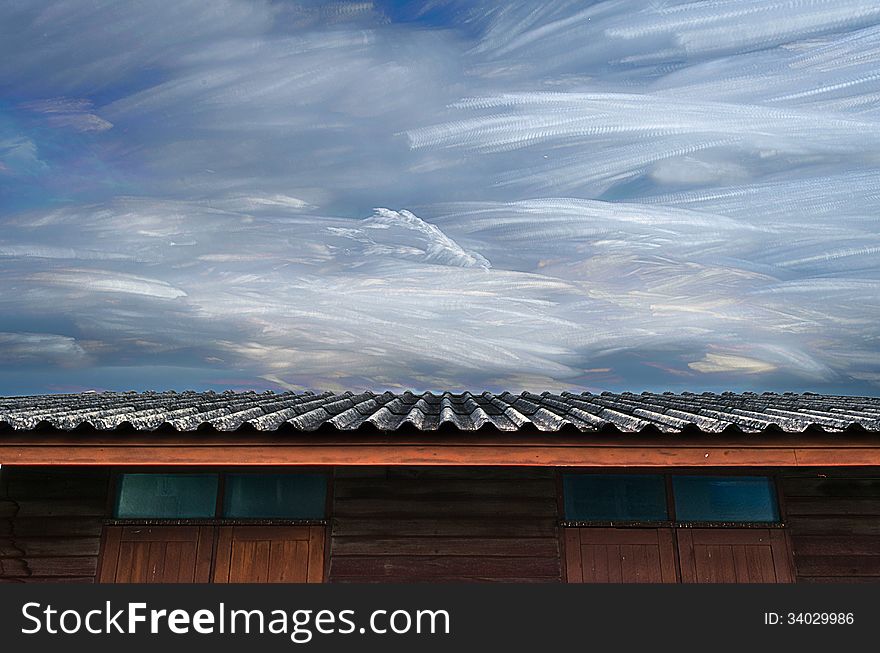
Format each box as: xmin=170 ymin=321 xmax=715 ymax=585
xmin=329 ymin=467 xmax=562 ymax=582
xmin=0 ymin=467 xmax=109 ymax=583
xmin=2 ymin=466 xmax=880 ymax=584
xmin=782 ymin=469 xmax=880 ymax=583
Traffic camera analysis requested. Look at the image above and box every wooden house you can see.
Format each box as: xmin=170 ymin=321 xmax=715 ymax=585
xmin=1 ymin=390 xmax=879 ymax=583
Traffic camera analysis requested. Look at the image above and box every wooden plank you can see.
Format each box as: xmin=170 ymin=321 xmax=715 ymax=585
xmin=212 ymin=526 xmax=234 ymax=584
xmin=13 ymin=556 xmax=97 ymax=577
xmin=384 ymin=467 xmax=555 ymax=480
xmin=332 ymin=517 xmax=558 ymax=538
xmin=329 ymin=555 xmax=561 ymax=579
xmin=798 ymin=576 xmax=880 ymax=583
xmin=114 ymin=540 xmax=138 ymax=582
xmin=333 ymin=479 xmax=557 ymax=499
xmin=9 ymin=517 xmax=104 ymax=538
xmin=331 ymin=575 xmax=561 ymax=584
xmin=121 ymin=526 xmax=204 ymax=542
xmin=782 ymin=477 xmax=880 ymax=498
xmin=687 ymin=529 xmax=778 ymax=546
xmin=658 ymin=528 xmax=679 ymax=583
xmin=330 ymin=536 xmax=559 ymax=557
xmin=785 ymin=498 xmax=880 ymax=516
xmin=307 ymin=526 xmax=325 ymax=583
xmin=333 ymin=497 xmax=558 ymax=517
xmin=97 ymin=526 xmax=122 ymax=583
xmin=291 ymin=540 xmax=311 ymax=582
xmin=770 ymin=530 xmax=794 ymax=583
xmin=793 ymin=555 xmax=880 ymax=576
xmin=794 ymin=450 xmax=880 ymax=466
xmin=790 ymin=535 xmax=880 ymax=556
xmin=578 ymin=528 xmax=664 ymax=546
xmin=147 ymin=541 xmax=167 ymax=582
xmin=194 ymin=526 xmax=214 ymax=583
xmin=786 ymin=517 xmax=880 ymax=535
xmin=676 ymin=529 xmax=697 ymax=583
xmin=0 ymin=443 xmax=827 ymax=467
xmin=0 ymin=498 xmax=106 ymax=518
xmin=0 ymin=537 xmax=101 ymax=558
xmin=563 ymin=529 xmax=582 ymax=583
xmin=0 ymin=576 xmax=95 ymax=584
xmin=6 ymin=476 xmax=109 ymax=499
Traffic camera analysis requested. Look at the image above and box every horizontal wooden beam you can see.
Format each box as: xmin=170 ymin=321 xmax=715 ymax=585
xmin=2 ymin=442 xmax=880 ymax=467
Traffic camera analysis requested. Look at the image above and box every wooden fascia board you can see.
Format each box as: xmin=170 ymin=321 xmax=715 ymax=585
xmin=2 ymin=438 xmax=880 ymax=466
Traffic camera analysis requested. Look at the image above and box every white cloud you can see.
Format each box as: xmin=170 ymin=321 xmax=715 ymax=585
xmin=1 ymin=1 xmax=879 ymax=393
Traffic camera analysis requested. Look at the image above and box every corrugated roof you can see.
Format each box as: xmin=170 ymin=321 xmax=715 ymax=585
xmin=1 ymin=390 xmax=879 ymax=434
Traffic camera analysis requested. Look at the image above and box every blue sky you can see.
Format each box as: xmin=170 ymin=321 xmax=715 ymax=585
xmin=2 ymin=0 xmax=880 ymax=396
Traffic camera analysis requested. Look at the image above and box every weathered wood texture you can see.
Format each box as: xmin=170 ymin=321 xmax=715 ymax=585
xmin=329 ymin=467 xmax=561 ymax=582
xmin=98 ymin=525 xmax=213 ymax=583
xmin=564 ymin=528 xmax=679 ymax=583
xmin=0 ymin=467 xmax=109 ymax=583
xmin=676 ymin=529 xmax=793 ymax=583
xmin=782 ymin=470 xmax=880 ymax=582
xmin=213 ymin=525 xmax=324 ymax=583
xmin=5 ymin=435 xmax=880 ymax=467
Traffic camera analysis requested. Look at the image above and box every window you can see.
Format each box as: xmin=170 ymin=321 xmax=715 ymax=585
xmin=223 ymin=473 xmax=327 ymax=519
xmin=562 ymin=473 xmax=781 ymax=524
xmin=672 ymin=475 xmax=779 ymax=523
xmin=113 ymin=472 xmax=328 ymax=520
xmin=563 ymin=474 xmax=668 ymax=522
xmin=115 ymin=473 xmax=218 ymax=518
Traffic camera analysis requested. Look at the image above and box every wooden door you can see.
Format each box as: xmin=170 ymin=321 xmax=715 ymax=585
xmin=213 ymin=525 xmax=325 ymax=583
xmin=98 ymin=525 xmax=214 ymax=583
xmin=564 ymin=528 xmax=679 ymax=583
xmin=677 ymin=529 xmax=793 ymax=583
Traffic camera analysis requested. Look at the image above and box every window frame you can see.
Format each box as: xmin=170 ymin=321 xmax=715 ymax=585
xmin=559 ymin=469 xmax=786 ymax=529
xmin=107 ymin=467 xmax=331 ymax=525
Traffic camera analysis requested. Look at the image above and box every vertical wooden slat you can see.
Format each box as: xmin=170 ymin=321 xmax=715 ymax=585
xmin=563 ymin=529 xmax=582 ymax=583
xmin=97 ymin=526 xmax=122 ymax=583
xmin=770 ymin=529 xmax=794 ymax=583
xmin=211 ymin=526 xmax=234 ymax=584
xmin=307 ymin=526 xmax=326 ymax=583
xmin=194 ymin=526 xmax=214 ymax=583
xmin=732 ymin=546 xmax=751 ymax=583
xmin=658 ymin=528 xmax=679 ymax=583
xmin=147 ymin=541 xmax=165 ymax=582
xmin=584 ymin=545 xmax=600 ymax=582
xmin=117 ymin=541 xmax=140 ymax=582
xmin=163 ymin=542 xmax=183 ymax=582
xmin=292 ymin=540 xmax=311 ymax=582
xmin=676 ymin=529 xmax=697 ymax=583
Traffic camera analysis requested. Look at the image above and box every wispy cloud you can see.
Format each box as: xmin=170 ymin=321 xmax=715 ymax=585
xmin=0 ymin=1 xmax=879 ymax=394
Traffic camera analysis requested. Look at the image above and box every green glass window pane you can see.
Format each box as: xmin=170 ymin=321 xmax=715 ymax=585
xmin=223 ymin=474 xmax=327 ymax=519
xmin=673 ymin=476 xmax=779 ymax=522
xmin=563 ymin=474 xmax=668 ymax=521
xmin=115 ymin=473 xmax=218 ymax=518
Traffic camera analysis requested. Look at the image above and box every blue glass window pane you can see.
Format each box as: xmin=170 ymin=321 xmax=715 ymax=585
xmin=673 ymin=476 xmax=779 ymax=522
xmin=564 ymin=474 xmax=668 ymax=521
xmin=116 ymin=474 xmax=218 ymax=518
xmin=223 ymin=474 xmax=327 ymax=519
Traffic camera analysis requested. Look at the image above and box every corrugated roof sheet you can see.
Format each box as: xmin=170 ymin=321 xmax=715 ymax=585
xmin=1 ymin=390 xmax=879 ymax=434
